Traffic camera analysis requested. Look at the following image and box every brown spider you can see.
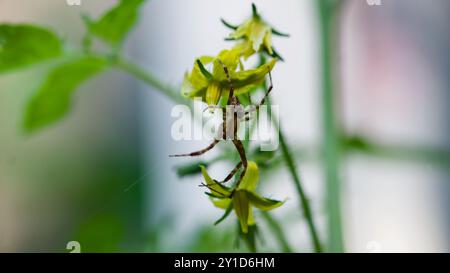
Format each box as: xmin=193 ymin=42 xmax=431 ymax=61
xmin=170 ymin=61 xmax=273 ymax=196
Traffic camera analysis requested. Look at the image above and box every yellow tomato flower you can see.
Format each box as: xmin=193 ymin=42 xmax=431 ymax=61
xmin=181 ymin=49 xmax=276 ymax=106
xmin=200 ymin=162 xmax=284 ymax=233
xmin=229 ymin=15 xmax=273 ymax=56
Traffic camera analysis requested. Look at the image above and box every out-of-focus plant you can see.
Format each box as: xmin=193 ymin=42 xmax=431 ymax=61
xmin=0 ymin=0 xmax=323 ymax=252
xmin=2 ymin=0 xmax=448 ymax=253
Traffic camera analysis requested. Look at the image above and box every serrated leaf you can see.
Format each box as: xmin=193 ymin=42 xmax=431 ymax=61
xmin=0 ymin=24 xmax=62 ymax=73
xmin=24 ymin=56 xmax=106 ymax=133
xmin=85 ymin=0 xmax=145 ymax=46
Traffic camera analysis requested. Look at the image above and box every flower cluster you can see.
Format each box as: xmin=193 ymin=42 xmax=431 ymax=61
xmin=177 ymin=4 xmax=288 ymax=234
xmin=201 ymin=162 xmax=283 ymax=233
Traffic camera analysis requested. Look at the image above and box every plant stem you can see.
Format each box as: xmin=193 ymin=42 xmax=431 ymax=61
xmin=260 ymin=211 xmax=292 ymax=252
xmin=317 ymin=0 xmax=344 ymax=252
xmin=343 ymin=135 xmax=450 ymax=169
xmin=264 ymin=91 xmax=322 ymax=252
xmin=113 ymin=58 xmax=186 ymax=105
xmin=278 ymin=128 xmax=323 ymax=252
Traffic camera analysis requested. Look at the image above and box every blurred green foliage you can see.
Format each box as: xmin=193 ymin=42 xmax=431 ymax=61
xmin=75 ymin=213 xmax=124 ymax=252
xmin=24 ymin=57 xmax=106 ymax=132
xmin=0 ymin=0 xmax=145 ymax=133
xmin=83 ymin=0 xmax=145 ymax=47
xmin=0 ymin=24 xmax=62 ymax=73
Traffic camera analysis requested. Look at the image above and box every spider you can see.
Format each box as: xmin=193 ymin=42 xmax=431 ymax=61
xmin=170 ymin=60 xmax=273 ymax=196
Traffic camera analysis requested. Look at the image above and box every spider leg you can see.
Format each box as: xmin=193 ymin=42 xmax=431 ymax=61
xmin=199 ymin=182 xmax=227 ymax=197
xmin=244 ymin=69 xmax=273 ymax=117
xmin=218 ymin=60 xmax=235 ymax=99
xmin=218 ymin=59 xmax=248 ymax=193
xmin=230 ymin=110 xmax=248 ymax=193
xmin=218 ymin=161 xmax=243 ymax=184
xmin=222 ymin=104 xmax=227 ymax=140
xmin=169 ymin=139 xmax=220 ymax=157
xmin=230 ymin=139 xmax=248 ymax=194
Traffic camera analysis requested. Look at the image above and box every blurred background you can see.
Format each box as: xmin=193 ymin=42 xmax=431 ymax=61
xmin=0 ymin=0 xmax=449 ymax=252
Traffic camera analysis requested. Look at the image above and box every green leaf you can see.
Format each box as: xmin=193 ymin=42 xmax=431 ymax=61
xmin=0 ymin=24 xmax=62 ymax=73
xmin=245 ymin=190 xmax=284 ymax=211
xmin=176 ymin=161 xmax=208 ymax=177
xmin=84 ymin=0 xmax=145 ymax=46
xmin=75 ymin=213 xmax=124 ymax=253
xmin=24 ymin=56 xmax=107 ymax=133
xmin=252 ymin=149 xmax=276 ymax=167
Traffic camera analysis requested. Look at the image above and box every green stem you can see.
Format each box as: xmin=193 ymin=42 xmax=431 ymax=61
xmin=260 ymin=211 xmax=292 ymax=252
xmin=113 ymin=58 xmax=186 ymax=105
xmin=264 ymin=87 xmax=322 ymax=252
xmin=317 ymin=0 xmax=344 ymax=252
xmin=343 ymin=136 xmax=450 ymax=169
xmin=278 ymin=128 xmax=323 ymax=252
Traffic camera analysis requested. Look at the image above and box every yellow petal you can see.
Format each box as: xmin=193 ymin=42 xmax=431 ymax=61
xmin=248 ymin=206 xmax=256 ymax=226
xmin=213 ymin=48 xmax=241 ymax=81
xmin=248 ymin=20 xmax=271 ymax=52
xmin=200 ymin=165 xmax=231 ymax=198
xmin=232 ymin=42 xmax=255 ymax=60
xmin=211 ymin=197 xmax=231 ymax=209
xmin=229 ymin=17 xmax=273 ymax=55
xmin=263 ymin=31 xmax=273 ymax=55
xmin=233 ymin=190 xmax=250 ymax=233
xmin=238 ymin=161 xmax=259 ymax=191
xmin=232 ymin=58 xmax=276 ymax=94
xmin=229 ymin=19 xmax=252 ymax=39
xmin=205 ymin=82 xmax=222 ymax=106
xmin=181 ymin=56 xmax=214 ymax=98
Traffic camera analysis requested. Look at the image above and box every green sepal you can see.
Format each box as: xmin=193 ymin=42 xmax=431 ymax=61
xmin=205 ymin=191 xmax=226 ymax=199
xmin=196 ymin=59 xmax=213 ymax=80
xmin=271 ymin=28 xmax=290 ymax=37
xmin=245 ymin=190 xmax=284 ymax=211
xmin=220 ymin=18 xmax=238 ymax=30
xmin=251 ymin=3 xmax=259 ymax=19
xmin=214 ymin=203 xmax=233 ymax=225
